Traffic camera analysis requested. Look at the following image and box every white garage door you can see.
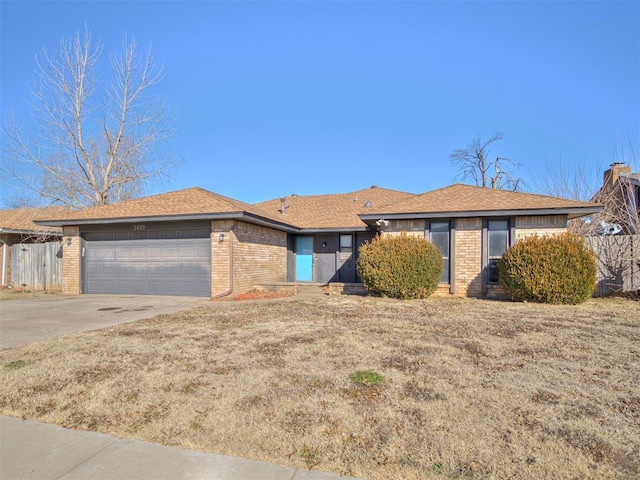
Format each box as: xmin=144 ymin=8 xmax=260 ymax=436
xmin=84 ymin=228 xmax=211 ymax=297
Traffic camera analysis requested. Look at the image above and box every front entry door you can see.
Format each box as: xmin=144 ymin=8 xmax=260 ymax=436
xmin=295 ymin=236 xmax=314 ymax=281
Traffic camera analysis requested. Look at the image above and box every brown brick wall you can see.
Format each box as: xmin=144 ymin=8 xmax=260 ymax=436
xmin=211 ymin=220 xmax=287 ymax=297
xmin=367 ymin=215 xmax=570 ymax=298
xmin=62 ymin=226 xmax=81 ymax=295
xmin=454 ymin=218 xmax=483 ymax=297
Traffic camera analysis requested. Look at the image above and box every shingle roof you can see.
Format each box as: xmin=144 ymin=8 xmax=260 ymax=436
xmin=255 ymin=186 xmax=416 ymax=229
xmin=0 ymin=207 xmax=69 ymax=234
xmin=33 ymin=184 xmax=601 ymax=231
xmin=362 ymin=184 xmax=600 ymax=218
xmin=35 ymin=188 xmax=288 ymax=226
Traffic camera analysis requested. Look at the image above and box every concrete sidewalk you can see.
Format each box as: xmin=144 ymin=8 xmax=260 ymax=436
xmin=0 ymin=416 xmax=364 ymax=480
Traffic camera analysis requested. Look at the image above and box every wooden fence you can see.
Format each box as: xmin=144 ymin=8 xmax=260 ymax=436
xmin=10 ymin=241 xmax=63 ymax=291
xmin=585 ymin=235 xmax=640 ymax=296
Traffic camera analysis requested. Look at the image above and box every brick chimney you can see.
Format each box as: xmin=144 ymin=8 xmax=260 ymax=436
xmin=603 ymin=162 xmax=632 ymax=188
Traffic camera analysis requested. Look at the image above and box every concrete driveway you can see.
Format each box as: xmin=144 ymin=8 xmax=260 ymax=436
xmin=0 ymin=294 xmax=208 ymax=349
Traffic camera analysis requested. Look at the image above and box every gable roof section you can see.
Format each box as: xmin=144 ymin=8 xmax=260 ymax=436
xmin=0 ymin=207 xmax=69 ymax=235
xmin=33 ymin=184 xmax=601 ymax=232
xmin=360 ymin=184 xmax=601 ymax=221
xmin=256 ymin=186 xmax=416 ymax=230
xmin=35 ymin=188 xmax=296 ymax=230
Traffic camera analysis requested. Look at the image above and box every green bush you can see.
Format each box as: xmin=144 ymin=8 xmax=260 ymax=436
xmin=498 ymin=233 xmax=597 ymax=304
xmin=356 ymin=233 xmax=443 ymax=299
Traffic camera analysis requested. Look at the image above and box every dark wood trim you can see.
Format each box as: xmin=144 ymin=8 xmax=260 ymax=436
xmin=450 ymin=219 xmax=456 ymax=294
xmin=481 ymin=219 xmax=488 ymax=295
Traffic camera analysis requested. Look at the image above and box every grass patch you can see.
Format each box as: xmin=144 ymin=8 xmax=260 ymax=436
xmin=349 ymin=370 xmax=385 ymax=386
xmin=4 ymin=360 xmax=26 ymax=370
xmin=0 ymin=296 xmax=638 ymax=479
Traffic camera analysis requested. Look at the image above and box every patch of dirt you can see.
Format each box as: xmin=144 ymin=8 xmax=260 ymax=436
xmin=0 ymin=296 xmax=638 ymax=479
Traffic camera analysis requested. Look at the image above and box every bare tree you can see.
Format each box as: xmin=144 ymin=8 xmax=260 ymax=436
xmin=449 ymin=131 xmax=524 ymax=191
xmin=536 ymin=140 xmax=640 ymax=295
xmin=2 ymin=28 xmax=175 ymax=209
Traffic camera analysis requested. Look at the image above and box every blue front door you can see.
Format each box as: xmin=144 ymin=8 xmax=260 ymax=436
xmin=295 ymin=236 xmax=313 ymax=281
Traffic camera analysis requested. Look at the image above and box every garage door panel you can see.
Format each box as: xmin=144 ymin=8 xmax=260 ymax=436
xmin=162 ymin=248 xmax=179 ymax=260
xmin=85 ymin=228 xmax=211 ymax=297
xmin=179 ymin=263 xmax=196 ymax=275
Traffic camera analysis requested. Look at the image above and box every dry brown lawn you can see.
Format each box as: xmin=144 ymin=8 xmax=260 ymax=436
xmin=0 ymin=289 xmax=42 ymax=301
xmin=1 ymin=295 xmax=638 ymax=479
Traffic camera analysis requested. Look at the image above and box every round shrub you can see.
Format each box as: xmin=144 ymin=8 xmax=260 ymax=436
xmin=356 ymin=233 xmax=443 ymax=299
xmin=498 ymin=233 xmax=597 ymax=304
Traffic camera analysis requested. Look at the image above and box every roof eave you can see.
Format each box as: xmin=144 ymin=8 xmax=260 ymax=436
xmin=359 ymin=206 xmax=603 ymax=222
xmin=34 ymin=212 xmax=301 ymax=233
xmin=297 ymin=226 xmax=372 ymax=233
xmin=0 ymin=228 xmax=62 ymax=236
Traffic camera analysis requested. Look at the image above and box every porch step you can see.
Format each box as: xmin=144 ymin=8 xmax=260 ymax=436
xmin=296 ymin=284 xmax=327 ymax=296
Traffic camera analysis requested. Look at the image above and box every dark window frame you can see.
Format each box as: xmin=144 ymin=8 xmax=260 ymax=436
xmin=425 ymin=219 xmax=455 ymax=291
xmin=482 ymin=217 xmax=515 ymax=293
xmin=339 ymin=234 xmax=353 ymax=254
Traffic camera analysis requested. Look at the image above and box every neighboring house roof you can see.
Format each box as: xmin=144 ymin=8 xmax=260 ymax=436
xmin=360 ymin=184 xmax=601 ymax=222
xmin=256 ymin=186 xmax=415 ymax=230
xmin=35 ymin=188 xmax=297 ymax=231
xmin=0 ymin=207 xmax=69 ymax=235
xmin=622 ymin=172 xmax=640 ymax=183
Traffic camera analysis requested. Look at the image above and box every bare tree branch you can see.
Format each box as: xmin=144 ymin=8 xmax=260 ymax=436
xmin=449 ymin=131 xmax=525 ymax=191
xmin=535 ymin=136 xmax=640 ymax=295
xmin=1 ymin=27 xmax=175 ymax=208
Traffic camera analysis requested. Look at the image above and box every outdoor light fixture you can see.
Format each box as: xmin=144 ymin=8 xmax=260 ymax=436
xmin=218 ymin=233 xmax=225 ymax=243
xmin=322 ymin=242 xmax=326 ymax=248
xmin=66 ymin=238 xmax=72 ymax=246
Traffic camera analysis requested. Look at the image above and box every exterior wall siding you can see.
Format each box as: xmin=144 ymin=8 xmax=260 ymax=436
xmin=62 ymin=226 xmax=81 ymax=295
xmin=515 ymin=215 xmax=567 ymax=240
xmin=385 ymin=219 xmax=424 ymax=237
xmin=369 ymin=215 xmax=570 ymax=299
xmin=211 ymin=220 xmax=287 ymax=297
xmin=55 ymin=214 xmax=571 ymax=299
xmin=453 ymin=218 xmax=483 ymax=297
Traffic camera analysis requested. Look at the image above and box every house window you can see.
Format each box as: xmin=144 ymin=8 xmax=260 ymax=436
xmin=487 ymin=220 xmax=509 ymax=283
xmin=429 ymin=221 xmax=450 ymax=283
xmin=340 ymin=234 xmax=353 ymax=253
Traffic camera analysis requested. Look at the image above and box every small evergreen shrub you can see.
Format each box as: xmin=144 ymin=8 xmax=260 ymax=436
xmin=356 ymin=233 xmax=443 ymax=299
xmin=498 ymin=233 xmax=597 ymax=304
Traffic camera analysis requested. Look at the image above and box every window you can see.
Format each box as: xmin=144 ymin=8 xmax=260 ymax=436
xmin=487 ymin=220 xmax=509 ymax=283
xmin=430 ymin=221 xmax=450 ymax=283
xmin=340 ymin=234 xmax=353 ymax=253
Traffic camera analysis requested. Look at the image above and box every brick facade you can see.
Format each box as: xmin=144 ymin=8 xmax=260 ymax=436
xmin=453 ymin=218 xmax=483 ymax=297
xmin=380 ymin=215 xmax=568 ymax=298
xmin=56 ymin=214 xmax=569 ymax=299
xmin=211 ymin=220 xmax=287 ymax=298
xmin=62 ymin=226 xmax=81 ymax=295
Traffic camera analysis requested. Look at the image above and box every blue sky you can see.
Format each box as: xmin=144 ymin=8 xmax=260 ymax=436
xmin=1 ymin=0 xmax=638 ymax=207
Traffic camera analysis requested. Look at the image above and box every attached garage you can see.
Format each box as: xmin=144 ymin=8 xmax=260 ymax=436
xmin=82 ymin=224 xmax=211 ymax=297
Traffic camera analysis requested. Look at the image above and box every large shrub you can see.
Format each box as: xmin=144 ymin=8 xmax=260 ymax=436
xmin=356 ymin=233 xmax=443 ymax=299
xmin=498 ymin=233 xmax=597 ymax=304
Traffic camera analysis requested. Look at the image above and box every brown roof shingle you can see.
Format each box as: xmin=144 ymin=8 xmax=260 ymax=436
xmin=0 ymin=207 xmax=69 ymax=234
xmin=35 ymin=188 xmax=287 ymax=225
xmin=363 ymin=184 xmax=600 ymax=218
xmin=256 ymin=186 xmax=416 ymax=229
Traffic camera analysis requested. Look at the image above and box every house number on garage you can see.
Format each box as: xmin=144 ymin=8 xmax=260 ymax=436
xmin=133 ymin=224 xmax=146 ymax=231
